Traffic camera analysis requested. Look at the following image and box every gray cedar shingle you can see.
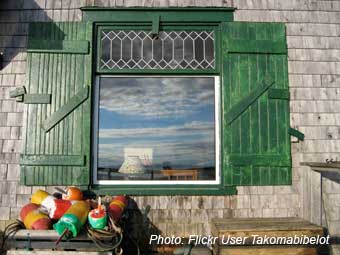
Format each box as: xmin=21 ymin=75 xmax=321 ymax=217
xmin=289 ymin=49 xmax=340 ymax=62
xmin=7 ymin=164 xmax=20 ymax=181
xmin=0 ymin=164 xmax=7 ymax=179
xmin=2 ymin=140 xmax=22 ymax=153
xmin=6 ymin=113 xmax=23 ymax=126
xmin=287 ymin=23 xmax=340 ymax=37
xmin=235 ymin=10 xmax=340 ymax=24
xmin=0 ymin=207 xmax=10 ymax=220
xmin=0 ymin=127 xmax=11 ymax=139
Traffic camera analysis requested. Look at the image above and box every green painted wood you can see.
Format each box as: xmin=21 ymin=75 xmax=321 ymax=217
xmin=225 ymin=75 xmax=274 ymax=125
xmin=268 ymin=89 xmax=290 ymax=100
xmin=91 ymin=185 xmax=237 ymax=195
xmin=222 ymin=22 xmax=291 ymax=186
xmin=82 ymin=8 xmax=234 ymax=22
xmin=9 ymin=87 xmax=26 ymax=98
xmin=27 ymin=40 xmax=89 ymax=54
xmin=288 ymin=127 xmax=305 ymax=141
xmin=21 ymin=22 xmax=92 ymax=186
xmin=228 ymin=154 xmax=291 ymax=167
xmin=226 ymin=39 xmax=287 ymax=54
xmin=152 ymin=15 xmax=160 ymax=36
xmin=20 ymin=155 xmax=85 ymax=166
xmin=23 ymin=94 xmax=51 ymax=104
xmin=42 ymin=86 xmax=89 ymax=132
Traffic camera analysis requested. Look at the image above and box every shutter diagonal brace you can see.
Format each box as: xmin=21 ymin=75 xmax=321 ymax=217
xmin=225 ymin=74 xmax=275 ymax=125
xmin=288 ymin=127 xmax=305 ymax=141
xmin=42 ymin=86 xmax=89 ymax=132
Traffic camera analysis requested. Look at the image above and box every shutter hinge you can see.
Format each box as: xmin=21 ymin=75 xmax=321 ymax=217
xmin=10 ymin=86 xmax=51 ymax=104
xmin=289 ymin=127 xmax=305 ymax=142
xmin=0 ymin=52 xmax=3 ymax=70
xmin=151 ymin=15 xmax=160 ymax=38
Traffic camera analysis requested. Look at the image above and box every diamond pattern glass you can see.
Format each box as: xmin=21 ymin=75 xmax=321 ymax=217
xmin=100 ymin=30 xmax=215 ymax=70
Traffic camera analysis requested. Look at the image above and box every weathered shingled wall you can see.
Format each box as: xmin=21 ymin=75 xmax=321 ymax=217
xmin=0 ymin=0 xmax=339 ymax=242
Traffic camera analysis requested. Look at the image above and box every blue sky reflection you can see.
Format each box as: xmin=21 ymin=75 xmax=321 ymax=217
xmin=98 ymin=77 xmax=216 ymax=180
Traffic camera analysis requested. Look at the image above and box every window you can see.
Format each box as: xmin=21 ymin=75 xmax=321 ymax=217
xmin=100 ymin=30 xmax=215 ymax=70
xmin=21 ymin=9 xmax=291 ymax=195
xmin=94 ymin=76 xmax=220 ymax=184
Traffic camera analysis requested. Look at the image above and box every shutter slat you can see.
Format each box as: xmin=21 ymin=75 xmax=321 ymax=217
xmin=20 ymin=155 xmax=85 ymax=166
xmin=227 ymin=39 xmax=287 ymax=54
xmin=27 ymin=39 xmax=89 ymax=54
xmin=228 ymin=154 xmax=291 ymax=167
xmin=23 ymin=94 xmax=51 ymax=104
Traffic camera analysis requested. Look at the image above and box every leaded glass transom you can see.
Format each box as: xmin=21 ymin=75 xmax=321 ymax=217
xmin=100 ymin=30 xmax=215 ymax=70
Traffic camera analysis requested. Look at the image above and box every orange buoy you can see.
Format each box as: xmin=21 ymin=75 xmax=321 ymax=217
xmin=62 ymin=187 xmax=83 ymax=201
xmin=108 ymin=196 xmax=128 ymax=222
xmin=20 ymin=203 xmax=52 ymax=230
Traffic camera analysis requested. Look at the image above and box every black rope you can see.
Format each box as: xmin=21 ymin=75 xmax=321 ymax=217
xmin=0 ymin=220 xmax=24 ymax=254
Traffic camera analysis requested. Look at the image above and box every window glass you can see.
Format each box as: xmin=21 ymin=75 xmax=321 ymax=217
xmin=100 ymin=31 xmax=215 ymax=70
xmin=96 ymin=77 xmax=218 ymax=182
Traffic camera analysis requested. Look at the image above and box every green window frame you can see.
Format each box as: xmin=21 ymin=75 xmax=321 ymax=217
xmin=19 ymin=8 xmax=292 ymax=196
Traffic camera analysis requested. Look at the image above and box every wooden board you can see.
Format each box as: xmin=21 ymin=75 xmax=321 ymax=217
xmin=6 ymin=230 xmax=98 ymax=252
xmin=219 ymin=246 xmax=317 ymax=255
xmin=211 ymin=217 xmax=324 ymax=238
xmin=7 ymin=251 xmax=110 ymax=255
xmin=211 ymin=218 xmax=324 ymax=255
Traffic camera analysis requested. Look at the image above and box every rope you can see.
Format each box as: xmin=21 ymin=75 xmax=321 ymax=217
xmin=85 ymin=215 xmax=124 ymax=253
xmin=0 ymin=220 xmax=24 ymax=254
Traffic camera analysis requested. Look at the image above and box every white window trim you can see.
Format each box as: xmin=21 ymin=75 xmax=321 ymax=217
xmin=93 ymin=75 xmax=221 ymax=185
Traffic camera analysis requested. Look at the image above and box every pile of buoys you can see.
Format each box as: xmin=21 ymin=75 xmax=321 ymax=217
xmin=19 ymin=189 xmax=129 ymax=243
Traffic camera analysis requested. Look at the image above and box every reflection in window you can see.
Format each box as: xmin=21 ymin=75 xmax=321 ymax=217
xmin=97 ymin=77 xmax=217 ymax=182
xmin=100 ymin=31 xmax=215 ymax=70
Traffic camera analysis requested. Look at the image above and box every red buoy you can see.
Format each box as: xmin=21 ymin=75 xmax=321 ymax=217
xmin=108 ymin=196 xmax=128 ymax=222
xmin=20 ymin=203 xmax=52 ymax=230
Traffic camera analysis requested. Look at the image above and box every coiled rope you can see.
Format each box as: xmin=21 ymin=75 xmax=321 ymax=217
xmin=85 ymin=215 xmax=124 ymax=254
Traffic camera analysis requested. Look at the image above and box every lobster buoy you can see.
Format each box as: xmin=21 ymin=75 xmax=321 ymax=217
xmin=88 ymin=197 xmax=107 ymax=230
xmin=62 ymin=186 xmax=83 ymax=201
xmin=20 ymin=203 xmax=52 ymax=230
xmin=50 ymin=199 xmax=75 ymax=220
xmin=31 ymin=190 xmax=52 ymax=205
xmin=108 ymin=195 xmax=128 ymax=222
xmin=54 ymin=200 xmax=90 ymax=238
xmin=31 ymin=189 xmax=74 ymax=220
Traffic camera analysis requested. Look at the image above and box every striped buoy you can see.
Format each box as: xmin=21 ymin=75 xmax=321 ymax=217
xmin=50 ymin=199 xmax=75 ymax=220
xmin=108 ymin=196 xmax=128 ymax=222
xmin=54 ymin=200 xmax=90 ymax=238
xmin=20 ymin=203 xmax=52 ymax=230
xmin=31 ymin=189 xmax=75 ymax=220
xmin=31 ymin=190 xmax=51 ymax=205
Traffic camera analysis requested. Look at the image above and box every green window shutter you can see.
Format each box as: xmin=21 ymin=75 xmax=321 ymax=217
xmin=21 ymin=22 xmax=92 ymax=186
xmin=222 ymin=22 xmax=291 ymax=186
